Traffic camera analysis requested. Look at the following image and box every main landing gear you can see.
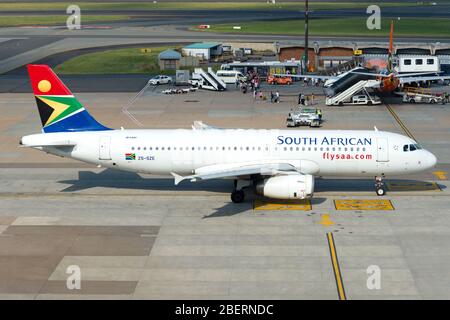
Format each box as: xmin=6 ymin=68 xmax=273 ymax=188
xmin=375 ymin=176 xmax=386 ymax=196
xmin=231 ymin=179 xmax=252 ymax=203
xmin=231 ymin=190 xmax=245 ymax=203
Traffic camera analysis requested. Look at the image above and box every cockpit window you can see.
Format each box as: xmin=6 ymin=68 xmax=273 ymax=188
xmin=404 ymin=144 xmax=422 ymax=152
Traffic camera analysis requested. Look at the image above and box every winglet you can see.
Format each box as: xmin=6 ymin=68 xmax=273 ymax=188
xmin=374 ymin=126 xmax=378 ymax=131
xmin=171 ymin=172 xmax=185 ymax=185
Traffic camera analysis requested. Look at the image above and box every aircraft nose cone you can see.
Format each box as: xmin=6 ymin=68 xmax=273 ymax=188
xmin=426 ymin=151 xmax=437 ymax=169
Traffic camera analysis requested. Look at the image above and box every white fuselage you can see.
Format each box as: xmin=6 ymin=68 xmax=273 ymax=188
xmin=21 ymin=129 xmax=437 ymax=178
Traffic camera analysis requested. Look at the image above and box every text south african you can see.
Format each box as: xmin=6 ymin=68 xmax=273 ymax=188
xmin=277 ymin=136 xmax=372 ymax=146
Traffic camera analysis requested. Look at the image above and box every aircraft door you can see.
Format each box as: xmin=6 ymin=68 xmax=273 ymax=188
xmin=376 ymin=138 xmax=389 ymax=162
xmin=99 ymin=136 xmax=111 ymax=160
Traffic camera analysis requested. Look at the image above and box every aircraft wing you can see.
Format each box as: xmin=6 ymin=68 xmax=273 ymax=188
xmin=171 ymin=162 xmax=304 ymax=185
xmin=396 ymin=72 xmax=445 ymax=78
xmin=349 ymin=71 xmax=389 ymax=77
xmin=399 ymin=75 xmax=450 ymax=84
xmin=273 ymin=74 xmax=336 ymax=80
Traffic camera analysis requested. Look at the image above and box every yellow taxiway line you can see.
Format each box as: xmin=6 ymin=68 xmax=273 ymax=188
xmin=433 ymin=171 xmax=447 ymax=180
xmin=327 ymin=232 xmax=347 ymax=300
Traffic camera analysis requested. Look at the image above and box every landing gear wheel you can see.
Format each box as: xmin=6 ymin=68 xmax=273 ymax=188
xmin=231 ymin=190 xmax=245 ymax=203
xmin=376 ymin=187 xmax=386 ymax=196
xmin=375 ymin=176 xmax=386 ymax=196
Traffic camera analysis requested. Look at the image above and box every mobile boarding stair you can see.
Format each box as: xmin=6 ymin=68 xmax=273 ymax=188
xmin=326 ymin=80 xmax=380 ymax=106
xmin=193 ymin=67 xmax=227 ymax=91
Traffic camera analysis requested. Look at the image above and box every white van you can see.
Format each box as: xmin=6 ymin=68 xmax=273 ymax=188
xmin=351 ymin=94 xmax=381 ymax=105
xmin=216 ymin=70 xmax=246 ymax=84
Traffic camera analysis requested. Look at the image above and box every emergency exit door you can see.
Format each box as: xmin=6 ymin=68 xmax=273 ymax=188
xmin=376 ymin=138 xmax=389 ymax=162
xmin=99 ymin=136 xmax=111 ymax=160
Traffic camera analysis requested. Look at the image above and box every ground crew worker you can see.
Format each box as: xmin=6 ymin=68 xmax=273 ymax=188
xmin=317 ymin=109 xmax=322 ymax=120
xmin=275 ymin=91 xmax=280 ymax=103
xmin=258 ymin=91 xmax=264 ymax=100
xmin=300 ymin=94 xmax=305 ymax=105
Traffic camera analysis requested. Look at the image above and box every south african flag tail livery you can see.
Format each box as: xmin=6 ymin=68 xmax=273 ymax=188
xmin=27 ymin=64 xmax=111 ymax=133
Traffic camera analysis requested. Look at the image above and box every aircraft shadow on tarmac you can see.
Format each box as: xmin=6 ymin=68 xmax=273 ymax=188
xmin=59 ymin=168 xmax=232 ymax=193
xmin=57 ymin=169 xmax=445 ymax=217
xmin=58 ymin=168 xmax=445 ymax=194
xmin=202 ymin=197 xmax=328 ymax=219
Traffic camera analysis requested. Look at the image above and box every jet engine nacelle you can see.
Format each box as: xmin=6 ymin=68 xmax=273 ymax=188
xmin=255 ymin=174 xmax=314 ymax=200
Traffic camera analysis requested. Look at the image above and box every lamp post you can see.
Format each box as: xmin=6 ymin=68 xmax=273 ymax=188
xmin=303 ymin=0 xmax=309 ymax=74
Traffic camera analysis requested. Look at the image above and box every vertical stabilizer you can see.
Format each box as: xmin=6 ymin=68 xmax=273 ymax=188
xmin=27 ymin=64 xmax=111 ymax=133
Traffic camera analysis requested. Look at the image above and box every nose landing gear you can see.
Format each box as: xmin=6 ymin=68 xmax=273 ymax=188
xmin=375 ymin=176 xmax=386 ymax=196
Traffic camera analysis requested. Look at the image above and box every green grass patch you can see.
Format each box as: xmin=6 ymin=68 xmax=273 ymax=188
xmin=55 ymin=47 xmax=177 ymax=75
xmin=0 ymin=1 xmax=420 ymax=11
xmin=198 ymin=18 xmax=450 ymax=38
xmin=0 ymin=15 xmax=129 ymax=27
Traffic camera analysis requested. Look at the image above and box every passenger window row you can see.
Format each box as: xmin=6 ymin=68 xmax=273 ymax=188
xmin=130 ymin=146 xmax=366 ymax=152
xmin=282 ymin=146 xmax=366 ymax=152
xmin=131 ymin=146 xmax=265 ymax=151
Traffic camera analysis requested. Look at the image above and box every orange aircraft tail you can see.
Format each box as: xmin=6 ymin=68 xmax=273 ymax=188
xmin=388 ymin=20 xmax=394 ymax=71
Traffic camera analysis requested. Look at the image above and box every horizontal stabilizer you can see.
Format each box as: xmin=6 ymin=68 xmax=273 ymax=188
xmin=192 ymin=121 xmax=221 ymax=130
xmin=20 ymin=140 xmax=77 ymax=148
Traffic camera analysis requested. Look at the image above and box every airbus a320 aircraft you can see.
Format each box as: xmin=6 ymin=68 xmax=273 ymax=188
xmin=20 ymin=65 xmax=437 ymax=203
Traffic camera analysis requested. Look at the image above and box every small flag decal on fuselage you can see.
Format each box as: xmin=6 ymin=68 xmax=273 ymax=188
xmin=125 ymin=153 xmax=136 ymax=160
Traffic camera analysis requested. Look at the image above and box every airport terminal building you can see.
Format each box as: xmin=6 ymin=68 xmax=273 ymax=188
xmin=277 ymin=41 xmax=450 ymax=73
